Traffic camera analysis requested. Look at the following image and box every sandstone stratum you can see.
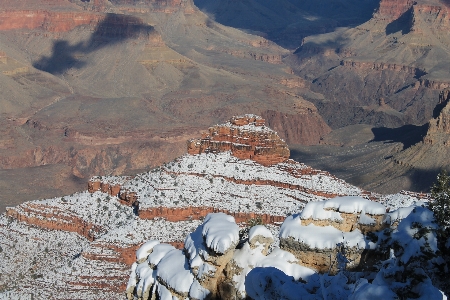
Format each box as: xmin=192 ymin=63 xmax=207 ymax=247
xmin=0 ymin=116 xmax=435 ymax=298
xmin=187 ymin=115 xmax=290 ymax=166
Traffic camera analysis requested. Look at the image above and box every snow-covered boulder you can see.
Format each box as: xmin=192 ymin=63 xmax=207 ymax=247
xmin=300 ymin=196 xmax=387 ymax=234
xmin=279 ymin=214 xmax=377 ymax=273
xmin=183 ymin=213 xmax=240 ymax=298
xmin=248 ymin=225 xmax=274 ymax=255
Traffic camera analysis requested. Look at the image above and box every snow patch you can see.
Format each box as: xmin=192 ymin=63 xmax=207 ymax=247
xmin=202 ymin=213 xmax=239 ymax=254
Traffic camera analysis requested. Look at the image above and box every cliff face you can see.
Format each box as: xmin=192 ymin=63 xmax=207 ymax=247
xmin=289 ymin=0 xmax=450 ymax=130
xmin=0 ymin=0 xmax=331 ymax=207
xmin=424 ymin=88 xmax=450 ymax=145
xmin=187 ymin=115 xmax=290 ymax=166
xmin=374 ymin=0 xmax=415 ymax=21
xmin=0 ymin=10 xmax=104 ymax=31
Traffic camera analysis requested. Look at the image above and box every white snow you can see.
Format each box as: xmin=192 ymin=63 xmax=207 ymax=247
xmin=136 ymin=240 xmax=160 ymax=261
xmin=156 ymin=249 xmax=194 ymax=294
xmin=256 ymin=248 xmax=316 ymax=281
xmin=323 ymin=196 xmax=386 ymax=215
xmin=189 ymin=279 xmax=210 ymax=300
xmin=202 ymin=213 xmax=239 ymax=254
xmin=300 ymin=200 xmax=343 ymax=221
xmin=392 ymin=206 xmax=438 ymax=263
xmin=147 ymin=244 xmax=176 ymax=267
xmin=350 ymin=278 xmax=398 ymax=300
xmin=280 ymin=215 xmax=374 ymax=250
xmin=383 ymin=204 xmax=424 ymax=225
xmin=359 ymin=212 xmax=376 ymax=225
xmin=249 ymin=225 xmax=273 ymax=241
xmin=118 ymin=152 xmax=363 ymax=217
xmin=379 ymin=192 xmax=430 ymax=211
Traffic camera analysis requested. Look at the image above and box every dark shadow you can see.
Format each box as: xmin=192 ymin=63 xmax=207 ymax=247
xmin=386 ymin=7 xmax=413 ymax=35
xmin=395 ymin=84 xmax=413 ymax=94
xmin=193 ymin=0 xmax=378 ymax=49
xmin=433 ymin=93 xmax=450 ymax=118
xmin=33 ymin=13 xmax=154 ymax=75
xmin=404 ymin=167 xmax=443 ymax=193
xmin=433 ymin=101 xmax=447 ymax=119
xmin=371 ymin=124 xmax=428 ymax=150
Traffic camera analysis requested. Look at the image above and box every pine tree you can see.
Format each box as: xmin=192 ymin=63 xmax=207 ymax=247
xmin=429 ymin=170 xmax=450 ymax=233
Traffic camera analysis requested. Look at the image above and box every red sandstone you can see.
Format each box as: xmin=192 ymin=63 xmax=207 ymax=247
xmin=187 ymin=115 xmax=290 ymax=166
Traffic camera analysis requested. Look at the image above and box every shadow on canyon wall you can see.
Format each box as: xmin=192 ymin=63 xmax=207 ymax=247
xmin=385 ymin=7 xmax=413 ymax=35
xmin=370 ymin=124 xmax=428 ymax=150
xmin=33 ymin=13 xmax=154 ymax=74
xmin=193 ymin=0 xmax=379 ymax=48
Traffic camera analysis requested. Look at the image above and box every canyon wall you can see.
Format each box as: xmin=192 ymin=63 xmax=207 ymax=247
xmin=424 ymin=88 xmax=450 ymax=145
xmin=374 ymin=0 xmax=415 ymax=21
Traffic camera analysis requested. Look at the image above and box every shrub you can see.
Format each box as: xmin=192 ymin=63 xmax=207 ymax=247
xmin=429 ymin=170 xmax=450 ymax=233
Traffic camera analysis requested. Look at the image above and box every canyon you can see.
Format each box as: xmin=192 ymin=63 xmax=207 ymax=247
xmin=1 ymin=0 xmax=450 ymax=210
xmin=1 ymin=0 xmax=450 ymax=298
xmin=0 ymin=0 xmax=341 ymax=212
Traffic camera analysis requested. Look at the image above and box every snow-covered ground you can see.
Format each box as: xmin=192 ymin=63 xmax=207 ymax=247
xmin=0 ymin=148 xmax=438 ymax=299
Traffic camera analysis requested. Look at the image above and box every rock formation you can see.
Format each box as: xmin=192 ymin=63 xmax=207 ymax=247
xmin=289 ymin=0 xmax=450 ymax=130
xmin=424 ymin=88 xmax=450 ymax=145
xmin=374 ymin=0 xmax=416 ymax=21
xmin=187 ymin=115 xmax=290 ymax=166
xmin=127 ymin=202 xmax=442 ymax=299
xmin=279 ymin=196 xmax=387 ymax=274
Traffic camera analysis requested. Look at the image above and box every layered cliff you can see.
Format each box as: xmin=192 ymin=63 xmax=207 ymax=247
xmin=187 ymin=115 xmax=290 ymax=166
xmin=289 ymin=0 xmax=450 ymax=129
xmin=424 ymin=88 xmax=450 ymax=145
xmin=0 ymin=0 xmax=333 ymax=207
xmin=374 ymin=0 xmax=416 ymax=21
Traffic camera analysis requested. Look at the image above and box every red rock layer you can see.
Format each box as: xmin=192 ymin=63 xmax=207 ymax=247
xmin=163 ymin=170 xmax=342 ymax=199
xmin=187 ymin=115 xmax=290 ymax=166
xmin=374 ymin=0 xmax=415 ymax=21
xmin=138 ymin=206 xmax=286 ymax=224
xmin=0 ymin=10 xmax=103 ymax=31
xmin=6 ymin=204 xmax=103 ymax=241
xmin=88 ymin=180 xmax=122 ymax=197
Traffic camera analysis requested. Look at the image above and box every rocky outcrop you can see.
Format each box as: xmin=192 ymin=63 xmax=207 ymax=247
xmin=126 ymin=214 xmax=314 ymax=300
xmin=6 ymin=203 xmax=104 ymax=241
xmin=418 ymin=79 xmax=450 ymax=90
xmin=424 ymin=88 xmax=450 ymax=145
xmin=220 ymin=49 xmax=283 ymax=64
xmin=341 ymin=60 xmax=422 ymax=76
xmin=374 ymin=0 xmax=415 ymax=21
xmin=279 ymin=197 xmax=387 ymax=274
xmin=187 ymin=115 xmax=290 ymax=166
